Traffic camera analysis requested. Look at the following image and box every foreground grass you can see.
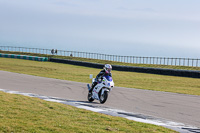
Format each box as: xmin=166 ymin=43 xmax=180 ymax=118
xmin=0 ymin=91 xmax=176 ymax=133
xmin=0 ymin=58 xmax=200 ymax=95
xmin=1 ymin=51 xmax=200 ymax=71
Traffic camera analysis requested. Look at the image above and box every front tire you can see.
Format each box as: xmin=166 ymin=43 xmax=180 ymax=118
xmin=99 ymin=91 xmax=108 ymax=104
xmin=88 ymin=92 xmax=94 ymax=102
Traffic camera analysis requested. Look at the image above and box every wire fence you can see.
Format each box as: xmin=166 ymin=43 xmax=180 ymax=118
xmin=0 ymin=46 xmax=199 ymax=67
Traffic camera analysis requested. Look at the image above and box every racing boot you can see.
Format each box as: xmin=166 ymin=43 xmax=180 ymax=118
xmin=89 ymin=84 xmax=94 ymax=93
xmin=89 ymin=82 xmax=97 ymax=93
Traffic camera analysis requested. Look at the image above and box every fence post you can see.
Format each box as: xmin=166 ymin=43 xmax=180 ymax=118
xmin=139 ymin=57 xmax=141 ymax=64
xmin=152 ymin=57 xmax=154 ymax=64
xmin=175 ymin=58 xmax=177 ymax=66
xmin=117 ymin=56 xmax=119 ymax=62
xmin=150 ymin=57 xmax=151 ymax=64
xmin=163 ymin=58 xmax=165 ymax=65
xmin=159 ymin=57 xmax=161 ymax=65
xmin=135 ymin=57 xmax=137 ymax=64
xmin=142 ymin=57 xmax=144 ymax=64
xmin=156 ymin=57 xmax=158 ymax=64
xmin=171 ymin=58 xmax=173 ymax=65
xmin=192 ymin=59 xmax=194 ymax=67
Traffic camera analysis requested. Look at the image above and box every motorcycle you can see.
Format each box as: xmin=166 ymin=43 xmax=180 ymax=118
xmin=87 ymin=75 xmax=114 ymax=104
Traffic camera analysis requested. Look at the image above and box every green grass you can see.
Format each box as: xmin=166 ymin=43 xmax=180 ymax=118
xmin=0 ymin=57 xmax=200 ymax=95
xmin=0 ymin=91 xmax=177 ymax=133
xmin=1 ymin=50 xmax=200 ymax=71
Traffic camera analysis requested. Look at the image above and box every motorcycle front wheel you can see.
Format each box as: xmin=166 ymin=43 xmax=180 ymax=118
xmin=88 ymin=92 xmax=94 ymax=102
xmin=99 ymin=91 xmax=108 ymax=104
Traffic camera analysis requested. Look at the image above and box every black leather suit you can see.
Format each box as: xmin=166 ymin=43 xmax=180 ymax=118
xmin=89 ymin=69 xmax=112 ymax=92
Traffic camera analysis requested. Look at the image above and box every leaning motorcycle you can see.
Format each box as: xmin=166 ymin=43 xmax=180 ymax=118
xmin=87 ymin=75 xmax=114 ymax=104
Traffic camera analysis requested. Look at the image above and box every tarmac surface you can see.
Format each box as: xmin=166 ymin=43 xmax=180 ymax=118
xmin=0 ymin=70 xmax=200 ymax=132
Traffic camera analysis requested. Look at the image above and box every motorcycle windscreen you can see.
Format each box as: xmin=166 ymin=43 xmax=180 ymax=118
xmin=104 ymin=75 xmax=113 ymax=81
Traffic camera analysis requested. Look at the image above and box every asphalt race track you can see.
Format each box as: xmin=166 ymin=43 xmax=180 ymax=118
xmin=0 ymin=70 xmax=200 ymax=132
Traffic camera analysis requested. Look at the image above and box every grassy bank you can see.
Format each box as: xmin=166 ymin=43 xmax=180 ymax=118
xmin=0 ymin=91 xmax=176 ymax=132
xmin=1 ymin=51 xmax=200 ymax=71
xmin=0 ymin=58 xmax=200 ymax=95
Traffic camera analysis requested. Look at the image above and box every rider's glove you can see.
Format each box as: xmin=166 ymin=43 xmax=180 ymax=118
xmin=96 ymin=78 xmax=101 ymax=82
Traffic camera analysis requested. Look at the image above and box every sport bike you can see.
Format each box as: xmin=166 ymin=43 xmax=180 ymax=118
xmin=87 ymin=75 xmax=114 ymax=104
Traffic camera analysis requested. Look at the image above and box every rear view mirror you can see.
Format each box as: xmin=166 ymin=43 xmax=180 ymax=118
xmin=89 ymin=74 xmax=93 ymax=79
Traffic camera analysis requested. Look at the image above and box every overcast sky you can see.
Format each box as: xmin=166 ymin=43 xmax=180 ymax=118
xmin=0 ymin=0 xmax=200 ymax=58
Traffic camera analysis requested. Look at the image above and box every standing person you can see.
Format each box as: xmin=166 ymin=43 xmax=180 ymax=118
xmin=89 ymin=64 xmax=112 ymax=93
xmin=51 ymin=49 xmax=54 ymax=55
xmin=55 ymin=49 xmax=57 ymax=55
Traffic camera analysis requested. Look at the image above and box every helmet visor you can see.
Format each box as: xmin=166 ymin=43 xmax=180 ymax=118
xmin=107 ymin=68 xmax=112 ymax=73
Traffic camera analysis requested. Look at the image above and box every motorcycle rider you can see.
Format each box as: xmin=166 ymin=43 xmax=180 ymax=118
xmin=89 ymin=64 xmax=112 ymax=93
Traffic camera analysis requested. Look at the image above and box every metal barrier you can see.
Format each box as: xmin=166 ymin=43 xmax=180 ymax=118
xmin=0 ymin=46 xmax=199 ymax=67
xmin=50 ymin=58 xmax=200 ymax=78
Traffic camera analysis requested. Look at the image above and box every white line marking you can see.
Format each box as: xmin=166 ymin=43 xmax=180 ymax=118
xmin=44 ymin=99 xmax=65 ymax=103
xmin=20 ymin=93 xmax=36 ymax=97
xmin=76 ymin=105 xmax=105 ymax=112
xmin=7 ymin=91 xmax=19 ymax=94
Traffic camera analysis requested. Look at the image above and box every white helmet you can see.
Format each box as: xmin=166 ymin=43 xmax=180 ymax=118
xmin=104 ymin=64 xmax=112 ymax=73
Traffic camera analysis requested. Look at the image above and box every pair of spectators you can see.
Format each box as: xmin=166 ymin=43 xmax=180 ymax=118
xmin=50 ymin=49 xmax=73 ymax=57
xmin=51 ymin=49 xmax=57 ymax=55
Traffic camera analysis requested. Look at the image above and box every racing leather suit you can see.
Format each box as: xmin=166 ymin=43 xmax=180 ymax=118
xmin=89 ymin=69 xmax=112 ymax=92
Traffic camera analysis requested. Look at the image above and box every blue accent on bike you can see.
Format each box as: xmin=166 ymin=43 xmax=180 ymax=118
xmin=103 ymin=75 xmax=113 ymax=81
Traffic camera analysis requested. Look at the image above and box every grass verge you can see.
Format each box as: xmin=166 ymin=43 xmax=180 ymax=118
xmin=0 ymin=91 xmax=177 ymax=132
xmin=1 ymin=51 xmax=200 ymax=71
xmin=0 ymin=58 xmax=200 ymax=95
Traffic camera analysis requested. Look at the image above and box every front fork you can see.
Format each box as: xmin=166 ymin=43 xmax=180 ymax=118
xmin=101 ymin=88 xmax=110 ymax=95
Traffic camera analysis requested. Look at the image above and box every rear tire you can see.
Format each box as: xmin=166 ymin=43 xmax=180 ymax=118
xmin=88 ymin=92 xmax=94 ymax=102
xmin=99 ymin=91 xmax=108 ymax=104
